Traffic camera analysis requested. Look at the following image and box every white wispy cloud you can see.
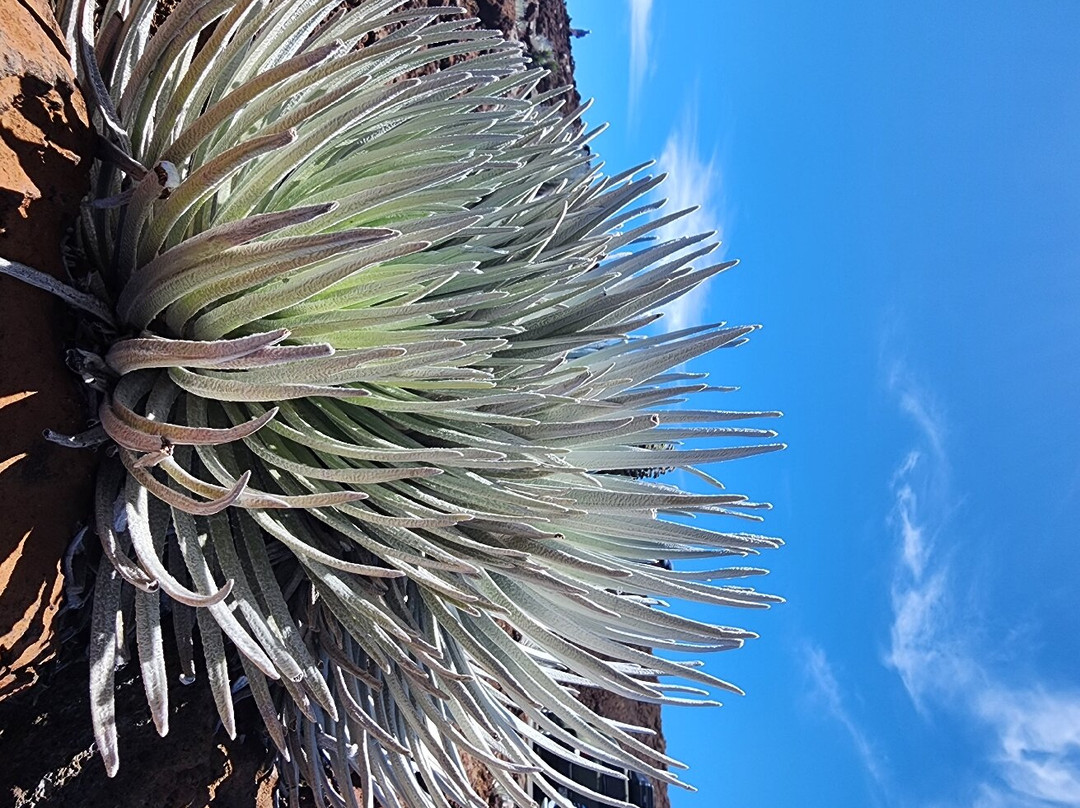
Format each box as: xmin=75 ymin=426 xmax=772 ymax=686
xmin=886 ymin=568 xmax=963 ymax=713
xmin=653 ymin=110 xmax=726 ymax=332
xmin=628 ymin=0 xmax=653 ymax=114
xmin=978 ymin=689 xmax=1080 ymax=806
xmin=804 ymin=643 xmax=886 ymax=788
xmin=895 ymin=478 xmax=926 ymax=578
xmin=885 ymin=368 xmax=957 ymax=708
xmin=884 ymin=365 xmax=1080 ymax=806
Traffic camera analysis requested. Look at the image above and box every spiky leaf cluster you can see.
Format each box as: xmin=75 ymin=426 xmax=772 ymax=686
xmin=28 ymin=0 xmax=786 ymax=804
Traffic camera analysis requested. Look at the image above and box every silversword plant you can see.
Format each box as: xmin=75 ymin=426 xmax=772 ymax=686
xmin=0 ymin=0 xmax=784 ymax=805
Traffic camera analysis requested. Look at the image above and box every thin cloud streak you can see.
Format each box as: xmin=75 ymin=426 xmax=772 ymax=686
xmin=885 ymin=366 xmax=1080 ymax=806
xmin=804 ymin=644 xmax=887 ymax=789
xmin=628 ymin=0 xmax=653 ymax=115
xmin=654 ymin=110 xmax=726 ymax=332
xmin=885 ymin=369 xmax=955 ymax=710
xmin=891 ymin=450 xmax=928 ymax=578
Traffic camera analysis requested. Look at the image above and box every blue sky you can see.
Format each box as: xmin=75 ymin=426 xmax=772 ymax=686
xmin=566 ymin=2 xmax=1080 ymax=806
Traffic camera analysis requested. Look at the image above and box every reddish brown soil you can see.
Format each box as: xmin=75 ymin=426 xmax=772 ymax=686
xmin=577 ymin=687 xmax=671 ymax=808
xmin=525 ymin=0 xmax=580 ymax=109
xmin=0 ymin=0 xmax=96 ymax=700
xmin=0 ymin=650 xmax=275 ymax=807
xmin=374 ymin=0 xmax=581 ymax=113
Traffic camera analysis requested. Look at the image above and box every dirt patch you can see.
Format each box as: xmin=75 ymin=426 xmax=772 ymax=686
xmin=370 ymin=0 xmax=581 ymax=113
xmin=0 ymin=640 xmax=274 ymax=807
xmin=576 ymin=687 xmax=670 ymax=808
xmin=0 ymin=0 xmax=96 ymax=701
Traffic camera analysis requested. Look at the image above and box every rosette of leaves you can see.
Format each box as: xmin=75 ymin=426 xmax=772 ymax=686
xmin=2 ymin=0 xmax=785 ymax=804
